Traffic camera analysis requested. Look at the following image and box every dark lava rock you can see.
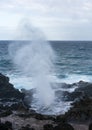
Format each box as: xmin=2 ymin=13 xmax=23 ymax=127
xmin=19 ymin=124 xmax=35 ymax=130
xmin=43 ymin=124 xmax=53 ymax=130
xmin=67 ymin=80 xmax=92 ymax=99
xmin=34 ymin=113 xmax=55 ymax=120
xmin=35 ymin=113 xmax=48 ymax=120
xmin=55 ymin=80 xmax=92 ymax=102
xmin=89 ymin=123 xmax=92 ymax=130
xmin=4 ymin=121 xmax=13 ymax=130
xmin=0 ymin=73 xmax=26 ymax=117
xmin=17 ymin=111 xmax=34 ymax=118
xmin=0 ymin=120 xmax=13 ymax=130
xmin=54 ymin=116 xmax=67 ymax=123
xmin=0 ymin=109 xmax=12 ymax=117
xmin=65 ymin=91 xmax=83 ymax=101
xmin=55 ymin=90 xmax=83 ymax=101
xmin=55 ymin=81 xmax=92 ymax=122
xmin=0 ymin=73 xmax=24 ymax=99
xmin=63 ymin=96 xmax=92 ymax=122
xmin=75 ymin=81 xmax=92 ymax=97
xmin=54 ymin=123 xmax=74 ymax=130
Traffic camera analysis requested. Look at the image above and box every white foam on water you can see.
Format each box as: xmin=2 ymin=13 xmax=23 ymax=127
xmin=7 ymin=74 xmax=33 ymax=90
xmin=7 ymin=72 xmax=92 ymax=115
xmin=51 ymin=74 xmax=92 ymax=84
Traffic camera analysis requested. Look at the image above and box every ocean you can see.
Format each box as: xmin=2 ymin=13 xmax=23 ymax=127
xmin=1 ymin=41 xmax=92 ymax=84
xmin=0 ymin=41 xmax=92 ymax=115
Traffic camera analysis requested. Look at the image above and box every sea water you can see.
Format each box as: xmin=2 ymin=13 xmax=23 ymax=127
xmin=0 ymin=41 xmax=92 ymax=114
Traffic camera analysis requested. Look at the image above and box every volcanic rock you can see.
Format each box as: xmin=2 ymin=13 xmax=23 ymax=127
xmin=43 ymin=124 xmax=53 ymax=130
xmin=89 ymin=123 xmax=92 ymax=130
xmin=0 ymin=73 xmax=26 ymax=117
xmin=19 ymin=124 xmax=35 ymax=130
xmin=0 ymin=73 xmax=24 ymax=99
xmin=54 ymin=123 xmax=74 ymax=130
xmin=55 ymin=81 xmax=92 ymax=102
xmin=63 ymin=96 xmax=92 ymax=122
xmin=0 ymin=120 xmax=13 ymax=130
xmin=75 ymin=81 xmax=92 ymax=97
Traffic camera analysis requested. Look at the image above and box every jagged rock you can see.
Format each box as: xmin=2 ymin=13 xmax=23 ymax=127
xmin=34 ymin=113 xmax=55 ymax=120
xmin=0 ymin=73 xmax=24 ymax=99
xmin=0 ymin=73 xmax=26 ymax=117
xmin=75 ymin=81 xmax=92 ymax=97
xmin=19 ymin=124 xmax=35 ymax=130
xmin=43 ymin=124 xmax=53 ymax=130
xmin=55 ymin=80 xmax=92 ymax=102
xmin=54 ymin=116 xmax=67 ymax=123
xmin=65 ymin=91 xmax=83 ymax=101
xmin=4 ymin=121 xmax=13 ymax=130
xmin=55 ymin=90 xmax=83 ymax=101
xmin=89 ymin=123 xmax=92 ymax=130
xmin=54 ymin=123 xmax=74 ymax=130
xmin=63 ymin=96 xmax=92 ymax=122
xmin=0 ymin=109 xmax=12 ymax=117
xmin=1 ymin=72 xmax=92 ymax=127
xmin=0 ymin=120 xmax=13 ymax=130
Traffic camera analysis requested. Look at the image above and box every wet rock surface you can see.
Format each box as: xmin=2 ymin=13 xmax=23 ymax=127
xmin=53 ymin=123 xmax=74 ymax=130
xmin=55 ymin=80 xmax=92 ymax=102
xmin=0 ymin=73 xmax=92 ymax=130
xmin=0 ymin=73 xmax=26 ymax=117
xmin=54 ymin=81 xmax=92 ymax=123
xmin=0 ymin=73 xmax=24 ymax=99
xmin=63 ymin=96 xmax=92 ymax=122
xmin=0 ymin=120 xmax=13 ymax=130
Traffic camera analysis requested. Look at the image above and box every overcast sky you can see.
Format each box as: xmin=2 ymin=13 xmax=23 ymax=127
xmin=0 ymin=0 xmax=92 ymax=40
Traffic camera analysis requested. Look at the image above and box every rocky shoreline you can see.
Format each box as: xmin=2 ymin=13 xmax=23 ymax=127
xmin=0 ymin=73 xmax=92 ymax=130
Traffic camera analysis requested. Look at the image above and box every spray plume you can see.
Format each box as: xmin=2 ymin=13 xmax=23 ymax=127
xmin=9 ymin=21 xmax=55 ymax=107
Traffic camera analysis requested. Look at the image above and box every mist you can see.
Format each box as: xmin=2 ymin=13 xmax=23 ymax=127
xmin=8 ymin=21 xmax=55 ymax=107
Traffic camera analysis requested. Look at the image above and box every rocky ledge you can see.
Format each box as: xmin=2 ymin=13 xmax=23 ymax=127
xmin=0 ymin=73 xmax=92 ymax=130
xmin=0 ymin=73 xmax=26 ymax=117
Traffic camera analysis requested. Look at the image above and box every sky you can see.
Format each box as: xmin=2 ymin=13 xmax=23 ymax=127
xmin=0 ymin=0 xmax=92 ymax=40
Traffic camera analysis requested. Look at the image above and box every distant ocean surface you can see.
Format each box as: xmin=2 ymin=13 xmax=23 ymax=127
xmin=0 ymin=41 xmax=92 ymax=89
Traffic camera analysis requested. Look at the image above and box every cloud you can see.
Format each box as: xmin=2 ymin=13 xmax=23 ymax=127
xmin=0 ymin=0 xmax=92 ymax=40
xmin=0 ymin=0 xmax=92 ymax=20
xmin=0 ymin=0 xmax=92 ymax=23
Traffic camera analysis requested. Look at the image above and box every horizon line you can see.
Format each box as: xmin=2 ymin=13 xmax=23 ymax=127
xmin=0 ymin=40 xmax=92 ymax=42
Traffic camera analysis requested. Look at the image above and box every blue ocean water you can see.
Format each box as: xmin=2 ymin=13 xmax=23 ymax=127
xmin=0 ymin=41 xmax=92 ymax=88
xmin=1 ymin=41 xmax=92 ymax=115
xmin=51 ymin=41 xmax=92 ymax=83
